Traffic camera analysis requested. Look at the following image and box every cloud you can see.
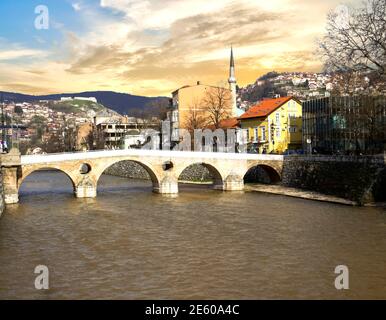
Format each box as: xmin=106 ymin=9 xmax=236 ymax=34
xmin=0 ymin=49 xmax=47 ymax=61
xmin=72 ymin=3 xmax=82 ymax=11
xmin=68 ymin=4 xmax=285 ymax=69
xmin=67 ymin=44 xmax=129 ymax=74
xmin=99 ymin=0 xmax=236 ymax=30
xmin=0 ymin=83 xmax=58 ymax=94
xmin=66 ymin=1 xmax=290 ymax=93
xmin=0 ymin=0 xmax=363 ymax=95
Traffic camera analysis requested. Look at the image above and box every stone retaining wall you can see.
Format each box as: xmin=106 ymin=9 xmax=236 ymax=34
xmin=282 ymin=155 xmax=386 ymax=204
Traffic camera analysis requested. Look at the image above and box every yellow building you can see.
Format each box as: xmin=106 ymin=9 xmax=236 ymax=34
xmin=169 ymin=48 xmax=241 ymax=141
xmin=172 ymin=82 xmax=234 ymax=126
xmin=238 ymin=97 xmax=303 ymax=154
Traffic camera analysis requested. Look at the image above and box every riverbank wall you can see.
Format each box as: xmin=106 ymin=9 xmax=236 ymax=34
xmin=282 ymin=155 xmax=386 ymax=205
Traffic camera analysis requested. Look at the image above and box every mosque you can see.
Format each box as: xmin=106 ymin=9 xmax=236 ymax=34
xmin=169 ymin=47 xmax=242 ymax=141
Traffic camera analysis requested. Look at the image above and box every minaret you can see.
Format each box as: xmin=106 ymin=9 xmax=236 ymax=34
xmin=228 ymin=46 xmax=238 ymax=117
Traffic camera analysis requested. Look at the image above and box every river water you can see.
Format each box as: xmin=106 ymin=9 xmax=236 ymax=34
xmin=0 ymin=171 xmax=385 ymax=300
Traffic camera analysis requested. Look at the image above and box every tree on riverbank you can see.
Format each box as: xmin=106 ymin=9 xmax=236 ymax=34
xmin=319 ymin=0 xmax=386 ymax=79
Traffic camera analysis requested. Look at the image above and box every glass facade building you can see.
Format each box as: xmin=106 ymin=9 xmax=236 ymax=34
xmin=303 ymin=96 xmax=386 ymax=155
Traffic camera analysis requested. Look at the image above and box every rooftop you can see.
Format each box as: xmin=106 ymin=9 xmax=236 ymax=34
xmin=172 ymin=82 xmax=230 ymax=95
xmin=206 ymin=117 xmax=240 ymax=130
xmin=238 ymin=97 xmax=297 ymax=120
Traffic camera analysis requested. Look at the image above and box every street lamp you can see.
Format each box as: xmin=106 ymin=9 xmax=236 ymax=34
xmin=307 ymin=138 xmax=312 ymax=155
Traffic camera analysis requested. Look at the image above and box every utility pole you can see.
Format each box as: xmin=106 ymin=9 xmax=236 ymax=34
xmin=1 ymin=93 xmax=5 ymax=152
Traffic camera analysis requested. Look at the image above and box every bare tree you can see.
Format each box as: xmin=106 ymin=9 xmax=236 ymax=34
xmin=181 ymin=100 xmax=206 ymax=151
xmin=184 ymin=99 xmax=206 ymax=133
xmin=331 ymin=71 xmax=372 ymax=95
xmin=146 ymin=98 xmax=171 ymax=121
xmin=132 ymin=98 xmax=171 ymax=131
xmin=202 ymin=86 xmax=232 ymax=129
xmin=63 ymin=126 xmax=77 ymax=152
xmin=42 ymin=131 xmax=65 ymax=153
xmin=94 ymin=126 xmax=106 ymax=150
xmin=319 ymin=0 xmax=386 ymax=79
xmin=84 ymin=130 xmax=94 ymax=150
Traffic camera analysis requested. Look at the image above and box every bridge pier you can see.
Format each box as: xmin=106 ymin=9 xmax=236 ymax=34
xmin=222 ymin=174 xmax=244 ymax=191
xmin=2 ymin=167 xmax=19 ymax=204
xmin=154 ymin=177 xmax=179 ymax=194
xmin=74 ymin=175 xmax=97 ymax=198
xmin=1 ymin=149 xmax=21 ymax=205
xmin=75 ymin=184 xmax=97 ymax=198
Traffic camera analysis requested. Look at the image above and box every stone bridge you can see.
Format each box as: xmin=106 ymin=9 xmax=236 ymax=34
xmin=0 ymin=149 xmax=284 ymax=204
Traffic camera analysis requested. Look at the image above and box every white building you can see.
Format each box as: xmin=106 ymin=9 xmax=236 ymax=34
xmin=121 ymin=129 xmax=161 ymax=150
xmin=61 ymin=97 xmax=98 ymax=103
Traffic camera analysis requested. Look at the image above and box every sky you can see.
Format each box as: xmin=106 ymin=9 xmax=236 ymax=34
xmin=0 ymin=0 xmax=362 ymax=97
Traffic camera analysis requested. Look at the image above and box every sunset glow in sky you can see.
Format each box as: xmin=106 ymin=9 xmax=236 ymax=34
xmin=0 ymin=0 xmax=361 ymax=96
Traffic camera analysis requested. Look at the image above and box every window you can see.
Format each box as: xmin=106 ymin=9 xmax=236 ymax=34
xmin=289 ymin=126 xmax=297 ymax=133
xmin=254 ymin=128 xmax=259 ymax=142
xmin=261 ymin=126 xmax=266 ymax=141
xmin=276 ymin=113 xmax=280 ymax=124
xmin=172 ymin=128 xmax=179 ymax=141
xmin=275 ymin=113 xmax=281 ymax=138
xmin=276 ymin=128 xmax=281 ymax=138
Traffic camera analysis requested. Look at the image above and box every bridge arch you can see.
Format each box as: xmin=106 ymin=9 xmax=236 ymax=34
xmin=95 ymin=159 xmax=161 ymax=192
xmin=244 ymin=163 xmax=282 ymax=184
xmin=176 ymin=162 xmax=225 ymax=190
xmin=18 ymin=166 xmax=77 ymax=197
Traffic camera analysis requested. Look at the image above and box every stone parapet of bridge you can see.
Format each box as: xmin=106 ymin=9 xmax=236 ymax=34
xmin=1 ymin=149 xmax=284 ymax=205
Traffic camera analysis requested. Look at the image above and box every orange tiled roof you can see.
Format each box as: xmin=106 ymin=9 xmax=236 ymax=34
xmin=238 ymin=97 xmax=294 ymax=120
xmin=218 ymin=117 xmax=240 ymax=129
xmin=207 ymin=117 xmax=240 ymax=130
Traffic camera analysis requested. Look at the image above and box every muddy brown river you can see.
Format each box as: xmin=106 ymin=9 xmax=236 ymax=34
xmin=0 ymin=171 xmax=385 ymax=299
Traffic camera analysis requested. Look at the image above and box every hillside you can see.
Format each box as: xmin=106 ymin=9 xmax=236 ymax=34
xmin=0 ymin=91 xmax=169 ymax=116
xmin=238 ymin=71 xmax=332 ymax=104
xmin=46 ymin=99 xmax=112 ymax=115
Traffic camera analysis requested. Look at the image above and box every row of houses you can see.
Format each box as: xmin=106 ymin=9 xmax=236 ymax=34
xmin=167 ymin=77 xmax=303 ymax=154
xmin=166 ymin=48 xmax=385 ymax=155
xmin=219 ymin=95 xmax=386 ymax=155
xmin=169 ymin=91 xmax=386 ymax=155
xmin=166 ymin=49 xmax=303 ymax=154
